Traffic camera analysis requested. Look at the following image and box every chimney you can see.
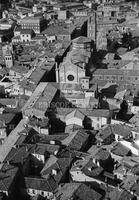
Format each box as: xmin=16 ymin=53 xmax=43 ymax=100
xmin=55 ymin=63 xmax=59 ymax=83
xmin=96 ymin=160 xmax=100 ymax=167
xmin=52 ymin=169 xmax=57 ymax=176
xmin=114 ymin=163 xmax=117 ymax=171
xmin=25 ymin=146 xmax=28 ymax=152
xmin=92 ymin=158 xmax=96 ymax=164
xmin=54 ymin=150 xmax=58 ymax=155
xmin=39 ymin=126 xmax=41 ymax=134
xmin=117 ymin=184 xmax=121 ymax=191
xmin=6 ymin=160 xmax=10 ymax=165
xmin=50 ymin=140 xmax=55 ymax=145
xmin=88 ymin=167 xmax=91 ymax=171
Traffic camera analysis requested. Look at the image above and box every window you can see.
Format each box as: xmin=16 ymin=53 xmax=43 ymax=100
xmin=9 ymin=124 xmax=15 ymax=130
xmin=67 ymin=74 xmax=74 ymax=81
xmin=72 ymin=100 xmax=76 ymax=103
xmin=112 ymin=76 xmax=116 ymax=80
xmin=32 ymin=189 xmax=35 ymax=194
xmin=120 ymin=76 xmax=123 ymax=80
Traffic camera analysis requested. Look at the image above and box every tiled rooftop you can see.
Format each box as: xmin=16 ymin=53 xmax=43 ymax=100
xmin=0 ymin=118 xmax=28 ymax=169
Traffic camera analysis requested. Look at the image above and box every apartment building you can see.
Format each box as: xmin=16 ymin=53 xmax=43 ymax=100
xmin=20 ymin=16 xmax=47 ymax=34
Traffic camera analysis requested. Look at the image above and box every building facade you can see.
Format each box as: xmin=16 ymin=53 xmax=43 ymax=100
xmin=56 ymin=36 xmax=92 ymax=86
xmin=20 ymin=16 xmax=47 ymax=34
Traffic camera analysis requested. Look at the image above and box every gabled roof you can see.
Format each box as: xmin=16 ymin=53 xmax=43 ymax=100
xmin=28 ymin=116 xmax=49 ymax=128
xmin=130 ymin=181 xmax=139 ymax=197
xmin=75 ymin=183 xmax=102 ymax=200
xmin=41 ymin=156 xmax=73 ymax=184
xmin=62 ymin=130 xmax=88 ymax=151
xmin=38 ymin=134 xmax=68 ymax=144
xmin=14 ymin=26 xmax=22 ymax=32
xmin=0 ymin=113 xmax=16 ymax=124
xmin=88 ymin=145 xmax=110 ymax=161
xmin=41 ymin=155 xmax=57 ymax=174
xmin=65 ymin=124 xmax=83 ymax=133
xmin=0 ymin=98 xmax=17 ymax=107
xmin=28 ymin=143 xmax=60 ymax=156
xmin=121 ymin=156 xmax=139 ymax=168
xmin=24 ymin=176 xmax=57 ymax=192
xmin=111 ymin=142 xmax=131 ymax=157
xmin=42 ymin=24 xmax=72 ymax=36
xmin=81 ymin=157 xmax=103 ymax=177
xmin=0 ymin=163 xmax=19 ymax=192
xmin=20 ymin=29 xmax=33 ymax=35
xmin=80 ymin=109 xmax=110 ymax=118
xmin=114 ymin=90 xmax=127 ymax=100
xmin=110 ymin=124 xmax=132 ymax=137
xmin=4 ymin=146 xmax=29 ymax=164
xmin=72 ymin=36 xmax=91 ymax=44
xmin=55 ymin=183 xmax=81 ymax=200
xmin=129 ymin=114 xmax=139 ymax=126
xmin=108 ymin=188 xmax=134 ymax=200
xmin=120 ymin=175 xmax=139 ymax=191
xmin=95 ymin=148 xmax=110 ymax=161
xmin=65 ymin=109 xmax=85 ymax=121
xmin=57 ymin=108 xmax=110 ymax=118
xmin=98 ymin=124 xmax=132 ymax=141
xmin=22 ymin=82 xmax=57 ymax=114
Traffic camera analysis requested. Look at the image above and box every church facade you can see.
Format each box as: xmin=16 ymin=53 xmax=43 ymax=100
xmin=56 ymin=36 xmax=92 ymax=89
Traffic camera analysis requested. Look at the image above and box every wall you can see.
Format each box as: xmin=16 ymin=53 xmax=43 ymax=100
xmin=27 ymin=188 xmax=53 ymax=198
xmin=90 ymin=116 xmax=107 ymax=130
xmin=5 ymin=55 xmax=13 ymax=68
xmin=120 ymin=140 xmax=139 ymax=156
xmin=59 ymin=64 xmax=85 ymax=84
xmin=131 ymin=106 xmax=139 ymax=114
xmin=70 ymin=170 xmax=104 ymax=184
xmin=9 ymin=69 xmax=22 ymax=78
xmin=32 ymin=153 xmax=45 ymax=163
xmin=65 ymin=117 xmax=83 ymax=126
xmin=20 ymin=34 xmax=31 ymax=42
xmin=115 ymin=134 xmax=123 ymax=142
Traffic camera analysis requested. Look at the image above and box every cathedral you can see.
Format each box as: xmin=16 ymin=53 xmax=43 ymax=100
xmin=56 ymin=36 xmax=92 ymax=90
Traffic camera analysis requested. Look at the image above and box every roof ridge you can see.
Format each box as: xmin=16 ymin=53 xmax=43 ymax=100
xmin=46 ymin=176 xmax=55 ymax=192
xmin=56 ymin=161 xmax=63 ymax=176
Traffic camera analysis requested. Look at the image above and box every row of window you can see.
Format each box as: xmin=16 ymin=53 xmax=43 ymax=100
xmin=21 ymin=23 xmax=40 ymax=26
xmin=28 ymin=189 xmax=44 ymax=196
xmin=95 ymin=75 xmax=139 ymax=81
xmin=21 ymin=34 xmax=30 ymax=37
xmin=22 ymin=27 xmax=40 ymax=30
xmin=5 ymin=57 xmax=12 ymax=60
xmin=22 ymin=39 xmax=30 ymax=42
xmin=81 ymin=79 xmax=89 ymax=83
xmin=28 ymin=188 xmax=52 ymax=197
